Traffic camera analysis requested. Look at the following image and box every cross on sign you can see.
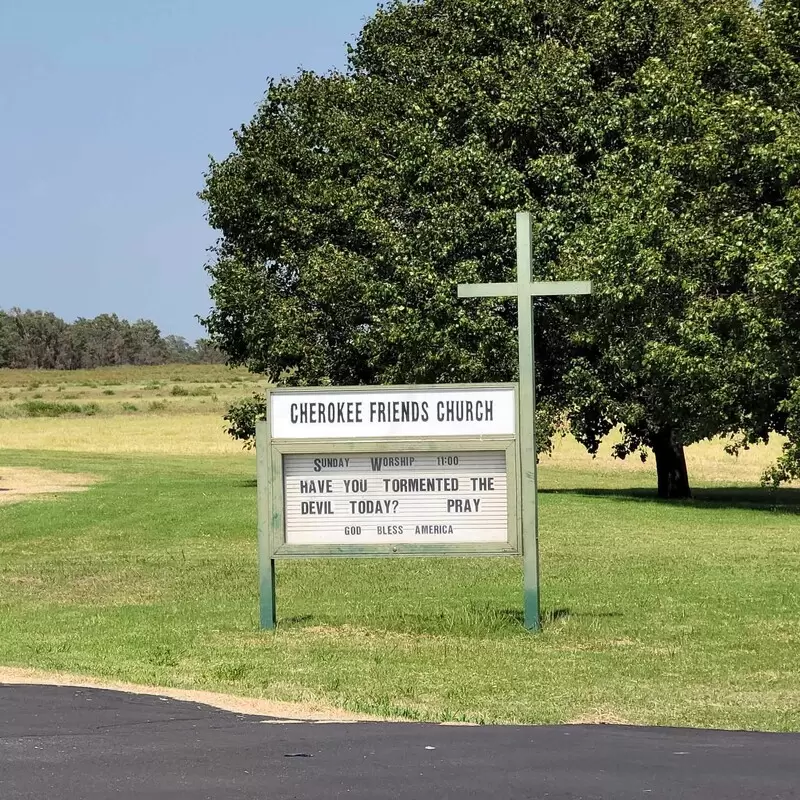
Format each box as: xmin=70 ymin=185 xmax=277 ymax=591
xmin=457 ymin=211 xmax=591 ymax=631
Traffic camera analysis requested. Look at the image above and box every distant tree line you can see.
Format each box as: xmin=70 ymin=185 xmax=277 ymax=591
xmin=0 ymin=308 xmax=226 ymax=369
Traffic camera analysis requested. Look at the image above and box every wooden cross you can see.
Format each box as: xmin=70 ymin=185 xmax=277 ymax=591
xmin=458 ymin=211 xmax=592 ymax=631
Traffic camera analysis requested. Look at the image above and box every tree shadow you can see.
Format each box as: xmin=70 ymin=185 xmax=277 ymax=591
xmin=542 ymin=485 xmax=800 ymax=513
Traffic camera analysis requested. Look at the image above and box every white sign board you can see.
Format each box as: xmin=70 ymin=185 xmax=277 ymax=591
xmin=271 ymin=386 xmax=515 ymax=439
xmin=284 ymin=450 xmax=508 ymax=545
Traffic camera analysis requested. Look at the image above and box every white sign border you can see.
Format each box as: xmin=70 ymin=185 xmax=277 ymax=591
xmin=269 ymin=383 xmax=517 ymax=440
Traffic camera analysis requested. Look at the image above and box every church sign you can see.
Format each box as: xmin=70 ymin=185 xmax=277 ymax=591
xmin=256 ymin=211 xmax=592 ymax=631
xmin=256 ymin=385 xmax=521 ymax=626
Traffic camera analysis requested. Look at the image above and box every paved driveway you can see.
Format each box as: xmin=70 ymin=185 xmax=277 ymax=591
xmin=1 ymin=685 xmax=798 ymax=799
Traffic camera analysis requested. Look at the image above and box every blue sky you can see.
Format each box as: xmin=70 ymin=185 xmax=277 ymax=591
xmin=0 ymin=0 xmax=380 ymax=339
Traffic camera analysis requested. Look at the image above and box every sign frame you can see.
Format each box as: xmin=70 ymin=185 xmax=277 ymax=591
xmin=257 ymin=383 xmax=522 ymax=628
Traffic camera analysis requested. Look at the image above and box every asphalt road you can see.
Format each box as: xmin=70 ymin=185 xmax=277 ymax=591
xmin=1 ymin=685 xmax=798 ymax=799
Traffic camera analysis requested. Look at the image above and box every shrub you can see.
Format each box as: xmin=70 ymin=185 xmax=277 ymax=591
xmin=19 ymin=400 xmax=82 ymax=417
xmin=170 ymin=385 xmax=190 ymax=396
xmin=224 ymin=393 xmax=266 ymax=449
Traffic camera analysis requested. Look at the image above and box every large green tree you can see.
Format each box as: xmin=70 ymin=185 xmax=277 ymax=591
xmin=758 ymin=0 xmax=800 ymax=488
xmin=201 ymin=0 xmax=800 ymax=498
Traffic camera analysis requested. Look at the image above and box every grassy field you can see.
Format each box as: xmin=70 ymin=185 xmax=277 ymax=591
xmin=0 ymin=363 xmax=263 ymax=419
xmin=1 ymin=365 xmax=799 ymax=730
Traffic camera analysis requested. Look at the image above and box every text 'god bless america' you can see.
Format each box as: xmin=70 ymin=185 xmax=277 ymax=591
xmin=289 ymin=399 xmax=495 ymax=426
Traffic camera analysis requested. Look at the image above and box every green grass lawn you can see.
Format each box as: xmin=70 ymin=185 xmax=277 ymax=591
xmin=1 ymin=445 xmax=798 ymax=730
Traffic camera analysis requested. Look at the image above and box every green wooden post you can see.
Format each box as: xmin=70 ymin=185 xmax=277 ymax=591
xmin=516 ymin=212 xmax=540 ymax=631
xmin=256 ymin=419 xmax=276 ymax=629
xmin=458 ymin=211 xmax=592 ymax=631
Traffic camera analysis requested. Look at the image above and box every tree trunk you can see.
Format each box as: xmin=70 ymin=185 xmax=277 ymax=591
xmin=652 ymin=427 xmax=692 ymax=499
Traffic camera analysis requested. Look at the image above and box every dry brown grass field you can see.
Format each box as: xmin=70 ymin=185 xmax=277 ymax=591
xmin=0 ymin=364 xmax=260 ymax=454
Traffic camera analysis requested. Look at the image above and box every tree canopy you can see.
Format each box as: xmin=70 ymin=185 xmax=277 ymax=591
xmin=201 ymin=0 xmax=800 ymax=497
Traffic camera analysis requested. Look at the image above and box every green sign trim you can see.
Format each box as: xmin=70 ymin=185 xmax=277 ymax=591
xmin=257 ymin=382 xmax=522 ymax=629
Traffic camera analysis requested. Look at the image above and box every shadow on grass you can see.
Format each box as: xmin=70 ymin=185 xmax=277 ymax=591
xmin=278 ymin=608 xmax=623 ymax=634
xmin=539 ymin=608 xmax=623 ymax=624
xmin=542 ymin=485 xmax=800 ymax=513
xmin=282 ymin=615 xmax=314 ymax=626
xmin=501 ymin=608 xmax=591 ymax=625
xmin=503 ymin=608 xmax=577 ymax=626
